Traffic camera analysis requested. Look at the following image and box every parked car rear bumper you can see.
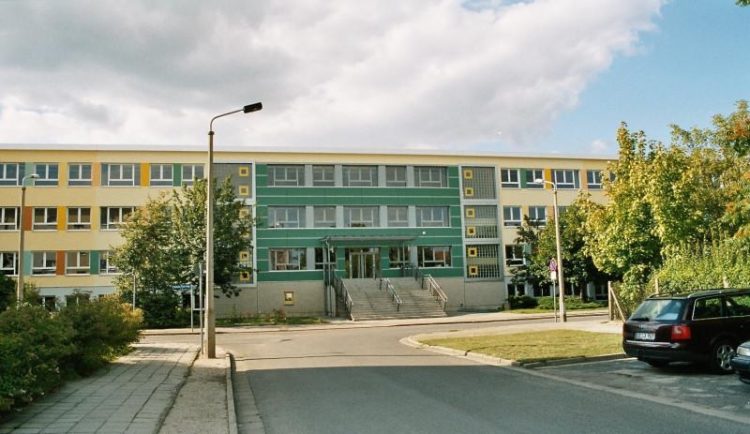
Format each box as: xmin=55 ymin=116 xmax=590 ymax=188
xmin=623 ymin=340 xmax=705 ymax=363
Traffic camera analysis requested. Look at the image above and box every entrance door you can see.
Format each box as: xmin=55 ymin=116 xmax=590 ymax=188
xmin=349 ymin=249 xmax=379 ymax=278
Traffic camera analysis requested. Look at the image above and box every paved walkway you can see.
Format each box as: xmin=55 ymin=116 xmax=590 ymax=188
xmin=0 ymin=343 xmax=198 ymax=434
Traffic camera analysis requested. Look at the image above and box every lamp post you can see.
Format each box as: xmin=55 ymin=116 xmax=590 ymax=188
xmin=534 ymin=178 xmax=567 ymax=322
xmin=205 ymin=102 xmax=262 ymax=358
xmin=17 ymin=173 xmax=40 ymax=304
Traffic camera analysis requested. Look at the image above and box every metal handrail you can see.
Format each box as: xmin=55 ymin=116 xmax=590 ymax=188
xmin=335 ymin=277 xmax=354 ymax=319
xmin=380 ymin=277 xmax=402 ymax=311
xmin=423 ymin=274 xmax=448 ymax=310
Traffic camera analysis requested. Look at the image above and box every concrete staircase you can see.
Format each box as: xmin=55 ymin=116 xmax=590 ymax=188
xmin=343 ymin=277 xmax=447 ymax=321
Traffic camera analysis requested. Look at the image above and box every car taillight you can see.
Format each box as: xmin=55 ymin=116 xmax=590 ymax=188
xmin=671 ymin=325 xmax=692 ymax=341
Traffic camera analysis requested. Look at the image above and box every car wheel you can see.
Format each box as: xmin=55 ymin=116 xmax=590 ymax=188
xmin=645 ymin=359 xmax=669 ymax=368
xmin=709 ymin=340 xmax=735 ymax=374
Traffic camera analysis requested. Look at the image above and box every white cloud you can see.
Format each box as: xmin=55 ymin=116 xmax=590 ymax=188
xmin=0 ymin=0 xmax=664 ymax=152
xmin=590 ymin=139 xmax=610 ymax=154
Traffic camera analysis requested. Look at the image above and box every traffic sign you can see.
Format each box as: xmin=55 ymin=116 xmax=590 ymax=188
xmin=549 ymin=259 xmax=557 ymax=272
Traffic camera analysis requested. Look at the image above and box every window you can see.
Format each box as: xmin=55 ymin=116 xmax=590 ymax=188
xmin=505 ymin=245 xmax=525 ymax=266
xmin=503 ymin=206 xmax=522 ymax=227
xmin=313 ymin=206 xmax=336 ymax=228
xmin=66 ymin=251 xmax=90 ymax=275
xmin=99 ymin=251 xmax=119 ymax=274
xmin=387 ymin=206 xmax=409 ymax=227
xmin=727 ymin=294 xmax=750 ymax=317
xmin=500 ymin=168 xmax=520 ymax=188
xmin=100 ymin=207 xmax=134 ymax=230
xmin=268 ymin=206 xmax=305 ymax=228
xmin=389 ymin=247 xmax=411 ymax=268
xmin=343 ymin=166 xmax=377 ymax=187
xmin=0 ymin=207 xmax=18 ymax=231
xmin=33 ymin=207 xmax=57 ymax=231
xmin=314 ymin=248 xmax=336 ymax=270
xmin=416 ymin=206 xmax=449 ymax=227
xmin=415 ymin=166 xmax=447 ymax=187
xmin=418 ymin=246 xmax=451 ymax=267
xmin=0 ymin=252 xmax=17 ymax=276
xmin=0 ymin=163 xmax=19 ymax=186
xmin=32 ymin=251 xmax=56 ymax=275
xmin=150 ymin=164 xmax=173 ymax=186
xmin=106 ymin=163 xmax=136 ymax=186
xmin=386 ymin=166 xmax=407 ymax=187
xmin=182 ymin=164 xmax=204 ymax=185
xmin=693 ymin=297 xmax=724 ymax=320
xmin=312 ymin=165 xmax=335 ymax=186
xmin=552 ymin=169 xmax=577 ymax=189
xmin=33 ymin=163 xmax=59 ymax=186
xmin=344 ymin=206 xmax=379 ymax=227
xmin=68 ymin=163 xmax=92 ymax=186
xmin=268 ymin=165 xmax=304 ymax=187
xmin=67 ymin=207 xmax=91 ymax=230
xmin=507 ymin=283 xmax=526 ymax=296
xmin=587 ymin=170 xmax=603 ymax=189
xmin=270 ymin=248 xmax=306 ymax=271
xmin=524 ymin=169 xmax=543 ymax=188
xmin=529 ymin=206 xmax=546 ymax=225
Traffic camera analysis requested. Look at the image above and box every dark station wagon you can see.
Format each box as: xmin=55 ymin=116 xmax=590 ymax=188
xmin=623 ymin=289 xmax=750 ymax=373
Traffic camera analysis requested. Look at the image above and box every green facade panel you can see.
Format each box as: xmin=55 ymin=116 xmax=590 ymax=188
xmin=173 ymin=163 xmax=183 ymax=186
xmin=89 ymin=251 xmax=101 ymax=275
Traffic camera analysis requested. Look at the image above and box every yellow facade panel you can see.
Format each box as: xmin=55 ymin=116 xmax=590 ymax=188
xmin=141 ymin=163 xmax=149 ymax=186
xmin=57 ymin=206 xmax=66 ymax=231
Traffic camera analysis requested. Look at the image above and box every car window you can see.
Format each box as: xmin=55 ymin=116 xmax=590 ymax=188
xmin=630 ymin=299 xmax=685 ymax=321
xmin=692 ymin=297 xmax=724 ymax=320
xmin=726 ymin=294 xmax=750 ymax=317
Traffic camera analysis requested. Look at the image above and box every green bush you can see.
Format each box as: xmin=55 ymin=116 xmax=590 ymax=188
xmin=0 ymin=305 xmax=74 ymax=412
xmin=58 ymin=296 xmax=142 ymax=375
xmin=537 ymin=296 xmax=604 ymax=310
xmin=508 ymin=295 xmax=538 ymax=309
xmin=0 ymin=273 xmax=14 ymax=312
xmin=135 ymin=290 xmax=183 ymax=328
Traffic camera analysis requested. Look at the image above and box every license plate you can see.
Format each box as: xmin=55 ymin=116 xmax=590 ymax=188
xmin=635 ymin=332 xmax=655 ymax=341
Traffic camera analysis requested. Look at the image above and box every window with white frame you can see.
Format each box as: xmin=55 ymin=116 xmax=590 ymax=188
xmin=182 ymin=164 xmax=204 ymax=185
xmin=267 ymin=206 xmax=305 ymax=228
xmin=553 ymin=169 xmax=577 ymax=189
xmin=268 ymin=165 xmax=305 ymax=187
xmin=314 ymin=248 xmax=336 ymax=270
xmin=100 ymin=207 xmax=134 ymax=230
xmin=33 ymin=207 xmax=57 ymax=230
xmin=0 ymin=207 xmax=18 ymax=231
xmin=68 ymin=163 xmax=92 ymax=186
xmin=312 ymin=165 xmax=335 ymax=186
xmin=389 ymin=247 xmax=411 ymax=268
xmin=503 ymin=206 xmax=522 ymax=227
xmin=67 ymin=207 xmax=91 ymax=230
xmin=32 ymin=251 xmax=56 ymax=275
xmin=0 ymin=163 xmax=20 ymax=186
xmin=416 ymin=206 xmax=449 ymax=227
xmin=270 ymin=248 xmax=306 ymax=271
xmin=150 ymin=164 xmax=173 ymax=186
xmin=418 ymin=246 xmax=451 ymax=267
xmin=34 ymin=163 xmax=59 ymax=186
xmin=313 ymin=206 xmax=336 ymax=228
xmin=344 ymin=206 xmax=379 ymax=227
xmin=507 ymin=283 xmax=526 ymax=296
xmin=414 ymin=166 xmax=447 ymax=187
xmin=587 ymin=170 xmax=603 ymax=189
xmin=528 ymin=206 xmax=546 ymax=225
xmin=385 ymin=166 xmax=407 ymax=187
xmin=387 ymin=206 xmax=409 ymax=227
xmin=99 ymin=251 xmax=119 ymax=274
xmin=343 ymin=166 xmax=377 ymax=187
xmin=106 ymin=163 xmax=136 ymax=186
xmin=500 ymin=168 xmax=520 ymax=188
xmin=505 ymin=245 xmax=525 ymax=266
xmin=524 ymin=169 xmax=544 ymax=188
xmin=0 ymin=252 xmax=17 ymax=276
xmin=66 ymin=251 xmax=90 ymax=275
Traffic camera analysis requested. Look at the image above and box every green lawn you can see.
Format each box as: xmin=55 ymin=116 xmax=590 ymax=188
xmin=421 ymin=329 xmax=622 ymax=364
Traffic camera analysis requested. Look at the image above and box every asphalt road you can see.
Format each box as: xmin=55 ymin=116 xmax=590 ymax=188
xmin=210 ymin=319 xmax=750 ymax=434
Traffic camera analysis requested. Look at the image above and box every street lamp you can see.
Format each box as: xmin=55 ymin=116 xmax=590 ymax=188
xmin=534 ymin=178 xmax=567 ymax=322
xmin=205 ymin=102 xmax=262 ymax=358
xmin=17 ymin=173 xmax=40 ymax=304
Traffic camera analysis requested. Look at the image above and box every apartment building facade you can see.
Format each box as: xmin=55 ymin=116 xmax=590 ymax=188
xmin=0 ymin=145 xmax=610 ymax=316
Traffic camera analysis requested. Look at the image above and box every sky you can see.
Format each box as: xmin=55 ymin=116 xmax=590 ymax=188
xmin=0 ymin=0 xmax=748 ymax=155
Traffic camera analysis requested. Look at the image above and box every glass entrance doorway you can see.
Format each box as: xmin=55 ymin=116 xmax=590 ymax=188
xmin=347 ymin=248 xmax=379 ymax=278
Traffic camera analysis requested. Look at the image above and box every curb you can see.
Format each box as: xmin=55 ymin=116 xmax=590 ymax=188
xmin=226 ymin=353 xmax=238 ymax=434
xmin=519 ymin=353 xmax=627 ymax=368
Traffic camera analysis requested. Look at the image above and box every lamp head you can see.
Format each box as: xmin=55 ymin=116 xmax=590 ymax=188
xmin=534 ymin=178 xmax=544 ymax=184
xmin=243 ymin=102 xmax=263 ymax=113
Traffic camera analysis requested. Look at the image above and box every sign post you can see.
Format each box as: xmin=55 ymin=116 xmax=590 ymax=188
xmin=549 ymin=259 xmax=558 ymax=323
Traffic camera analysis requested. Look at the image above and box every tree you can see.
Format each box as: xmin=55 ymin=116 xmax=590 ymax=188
xmin=0 ymin=273 xmax=14 ymax=311
xmin=113 ymin=178 xmax=253 ymax=326
xmin=510 ymin=215 xmax=545 ymax=292
xmin=738 ymin=0 xmax=750 ymax=7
